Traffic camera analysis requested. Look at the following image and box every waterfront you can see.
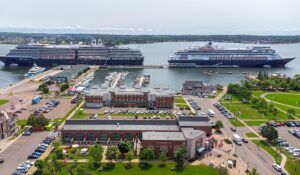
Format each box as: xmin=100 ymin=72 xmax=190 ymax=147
xmin=1 ymin=42 xmax=299 ymax=91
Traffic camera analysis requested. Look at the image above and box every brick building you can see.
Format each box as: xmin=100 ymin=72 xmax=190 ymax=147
xmin=61 ymin=117 xmax=211 ymax=159
xmin=0 ymin=110 xmax=18 ymax=140
xmin=85 ymin=87 xmax=174 ymax=109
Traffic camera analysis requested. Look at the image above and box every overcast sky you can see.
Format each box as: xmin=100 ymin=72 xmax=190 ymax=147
xmin=0 ymin=0 xmax=299 ymax=35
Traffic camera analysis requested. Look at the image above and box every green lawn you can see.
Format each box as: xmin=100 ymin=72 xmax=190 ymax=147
xmin=175 ymin=97 xmax=186 ymax=104
xmin=228 ymin=119 xmax=245 ymax=127
xmin=252 ymin=140 xmax=282 ymax=164
xmin=252 ymin=90 xmax=265 ymax=98
xmin=222 ymin=102 xmax=288 ymax=120
xmin=17 ymin=119 xmax=27 ymax=127
xmin=0 ymin=99 xmax=9 ymax=105
xmin=72 ymin=111 xmax=88 ymax=119
xmin=265 ymin=93 xmax=300 ymax=108
xmin=284 ymin=152 xmax=300 ymax=175
xmin=58 ymin=163 xmax=218 ymax=175
xmin=244 ymin=132 xmax=258 ymax=138
xmin=271 ymin=103 xmax=300 ymax=118
xmin=244 ymin=120 xmax=267 ymax=126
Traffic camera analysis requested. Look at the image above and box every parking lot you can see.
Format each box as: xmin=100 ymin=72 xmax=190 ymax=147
xmin=0 ymin=132 xmax=49 ymax=175
xmin=277 ymin=127 xmax=300 ymax=148
xmin=16 ymin=98 xmax=75 ymax=120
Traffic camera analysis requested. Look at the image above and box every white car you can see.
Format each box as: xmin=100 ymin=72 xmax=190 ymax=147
xmin=272 ymin=164 xmax=282 ymax=172
xmin=293 ymin=152 xmax=300 ymax=157
xmin=25 ymin=160 xmax=34 ymax=166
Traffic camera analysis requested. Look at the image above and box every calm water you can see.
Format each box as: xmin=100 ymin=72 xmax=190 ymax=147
xmin=1 ymin=42 xmax=299 ymax=91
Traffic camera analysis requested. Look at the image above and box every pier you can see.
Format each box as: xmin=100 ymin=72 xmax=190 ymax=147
xmin=112 ymin=73 xmax=122 ymax=88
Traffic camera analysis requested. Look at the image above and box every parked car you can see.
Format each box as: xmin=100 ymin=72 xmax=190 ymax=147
xmin=272 ymin=164 xmax=282 ymax=172
xmin=0 ymin=158 xmax=4 ymax=163
xmin=231 ymin=127 xmax=237 ymax=132
xmin=242 ymin=138 xmax=248 ymax=143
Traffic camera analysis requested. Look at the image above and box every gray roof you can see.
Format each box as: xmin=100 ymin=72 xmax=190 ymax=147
xmin=52 ymin=65 xmax=89 ymax=79
xmin=63 ymin=119 xmax=179 ymax=131
xmin=178 ymin=116 xmax=211 ymax=127
xmin=64 ymin=124 xmax=179 ymax=131
xmin=181 ymin=128 xmax=205 ymax=139
xmin=142 ymin=131 xmax=185 ymax=141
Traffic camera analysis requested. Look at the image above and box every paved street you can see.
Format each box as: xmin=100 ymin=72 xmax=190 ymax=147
xmin=0 ymin=132 xmax=49 ymax=175
xmin=189 ymin=94 xmax=280 ymax=175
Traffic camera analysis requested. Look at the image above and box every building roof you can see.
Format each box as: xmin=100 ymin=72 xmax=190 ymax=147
xmin=181 ymin=128 xmax=205 ymax=139
xmin=142 ymin=131 xmax=185 ymax=141
xmin=63 ymin=119 xmax=179 ymax=131
xmin=178 ymin=116 xmax=211 ymax=127
xmin=52 ymin=65 xmax=89 ymax=79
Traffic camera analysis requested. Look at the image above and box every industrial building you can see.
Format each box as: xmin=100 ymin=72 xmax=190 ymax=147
xmin=51 ymin=65 xmax=89 ymax=83
xmin=85 ymin=87 xmax=174 ymax=109
xmin=61 ymin=116 xmax=212 ymax=159
xmin=182 ymin=81 xmax=216 ymax=96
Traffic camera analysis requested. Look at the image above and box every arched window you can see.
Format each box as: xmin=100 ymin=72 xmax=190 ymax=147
xmin=112 ymin=133 xmax=120 ymax=141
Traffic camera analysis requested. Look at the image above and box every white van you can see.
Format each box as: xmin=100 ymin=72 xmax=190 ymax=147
xmin=233 ymin=134 xmax=242 ymax=146
xmin=208 ymin=109 xmax=215 ymax=117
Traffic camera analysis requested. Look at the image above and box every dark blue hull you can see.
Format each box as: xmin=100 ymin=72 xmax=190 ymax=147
xmin=0 ymin=56 xmax=144 ymax=67
xmin=168 ymin=58 xmax=295 ymax=68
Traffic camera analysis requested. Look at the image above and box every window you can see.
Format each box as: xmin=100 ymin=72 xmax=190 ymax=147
xmin=112 ymin=133 xmax=120 ymax=141
xmin=64 ymin=132 xmax=72 ymax=141
xmin=77 ymin=133 xmax=84 ymax=141
xmin=125 ymin=133 xmax=132 ymax=140
xmin=88 ymin=133 xmax=95 ymax=141
xmin=100 ymin=134 xmax=108 ymax=141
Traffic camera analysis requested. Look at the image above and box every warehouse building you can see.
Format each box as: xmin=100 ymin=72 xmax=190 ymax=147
xmin=51 ymin=64 xmax=89 ymax=83
xmin=85 ymin=87 xmax=174 ymax=109
xmin=61 ymin=116 xmax=211 ymax=159
xmin=182 ymin=81 xmax=216 ymax=96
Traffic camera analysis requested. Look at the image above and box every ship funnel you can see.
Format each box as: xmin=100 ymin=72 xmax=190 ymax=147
xmin=91 ymin=39 xmax=97 ymax=46
xmin=98 ymin=39 xmax=103 ymax=45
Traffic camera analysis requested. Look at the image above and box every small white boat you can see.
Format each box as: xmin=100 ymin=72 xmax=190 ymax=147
xmin=24 ymin=64 xmax=46 ymax=78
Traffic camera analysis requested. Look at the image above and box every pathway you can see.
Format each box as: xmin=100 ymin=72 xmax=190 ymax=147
xmin=112 ymin=73 xmax=121 ymax=88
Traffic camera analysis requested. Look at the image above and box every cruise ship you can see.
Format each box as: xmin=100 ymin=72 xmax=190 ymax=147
xmin=0 ymin=40 xmax=144 ymax=67
xmin=168 ymin=42 xmax=295 ymax=68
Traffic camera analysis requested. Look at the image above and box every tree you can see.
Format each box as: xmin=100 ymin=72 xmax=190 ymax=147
xmin=38 ymin=83 xmax=49 ymax=94
xmin=34 ymin=159 xmax=46 ymax=174
xmin=261 ymin=125 xmax=278 ymax=141
xmin=174 ymin=147 xmax=186 ymax=170
xmin=27 ymin=114 xmax=49 ymax=130
xmin=105 ymin=146 xmax=120 ymax=166
xmin=60 ymin=83 xmax=70 ymax=92
xmin=287 ymin=108 xmax=295 ymax=118
xmin=248 ymin=168 xmax=260 ymax=175
xmin=55 ymin=148 xmax=65 ymax=159
xmin=125 ymin=150 xmax=134 ymax=168
xmin=88 ymin=144 xmax=103 ymax=168
xmin=215 ymin=120 xmax=224 ymax=133
xmin=159 ymin=151 xmax=168 ymax=167
xmin=52 ymin=140 xmax=62 ymax=150
xmin=117 ymin=140 xmax=133 ymax=154
xmin=139 ymin=148 xmax=155 ymax=166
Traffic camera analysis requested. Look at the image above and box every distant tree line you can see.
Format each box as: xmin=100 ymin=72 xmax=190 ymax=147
xmin=1 ymin=32 xmax=300 ymax=45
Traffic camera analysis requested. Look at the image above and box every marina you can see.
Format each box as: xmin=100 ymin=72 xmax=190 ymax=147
xmin=133 ymin=74 xmax=151 ymax=89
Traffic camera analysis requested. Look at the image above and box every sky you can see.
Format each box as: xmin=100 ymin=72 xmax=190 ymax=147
xmin=0 ymin=0 xmax=299 ymax=35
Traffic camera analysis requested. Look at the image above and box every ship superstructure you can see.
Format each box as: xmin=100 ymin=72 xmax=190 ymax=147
xmin=0 ymin=40 xmax=144 ymax=67
xmin=168 ymin=42 xmax=295 ymax=68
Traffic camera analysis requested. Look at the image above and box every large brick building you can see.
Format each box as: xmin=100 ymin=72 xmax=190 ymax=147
xmin=85 ymin=87 xmax=174 ymax=109
xmin=61 ymin=117 xmax=211 ymax=159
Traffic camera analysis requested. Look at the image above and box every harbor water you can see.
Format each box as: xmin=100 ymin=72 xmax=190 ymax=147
xmin=1 ymin=42 xmax=300 ymax=91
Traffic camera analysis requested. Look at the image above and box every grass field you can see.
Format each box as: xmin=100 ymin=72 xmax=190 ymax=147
xmin=244 ymin=132 xmax=258 ymax=138
xmin=223 ymin=102 xmax=288 ymax=120
xmin=265 ymin=93 xmax=300 ymax=108
xmin=271 ymin=103 xmax=300 ymax=118
xmin=252 ymin=90 xmax=265 ymax=98
xmin=58 ymin=163 xmax=218 ymax=175
xmin=284 ymin=152 xmax=300 ymax=175
xmin=17 ymin=119 xmax=27 ymax=127
xmin=243 ymin=120 xmax=267 ymax=126
xmin=0 ymin=99 xmax=9 ymax=105
xmin=175 ymin=97 xmax=189 ymax=109
xmin=175 ymin=97 xmax=186 ymax=104
xmin=228 ymin=119 xmax=245 ymax=127
xmin=252 ymin=140 xmax=282 ymax=164
xmin=72 ymin=111 xmax=88 ymax=119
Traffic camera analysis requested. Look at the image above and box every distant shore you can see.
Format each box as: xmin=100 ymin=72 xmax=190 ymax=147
xmin=1 ymin=32 xmax=300 ymax=45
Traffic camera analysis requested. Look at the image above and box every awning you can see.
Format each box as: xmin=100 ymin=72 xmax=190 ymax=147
xmin=196 ymin=146 xmax=206 ymax=154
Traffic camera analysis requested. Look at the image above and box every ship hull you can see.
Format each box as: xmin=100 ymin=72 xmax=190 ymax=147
xmin=0 ymin=56 xmax=144 ymax=67
xmin=168 ymin=58 xmax=295 ymax=68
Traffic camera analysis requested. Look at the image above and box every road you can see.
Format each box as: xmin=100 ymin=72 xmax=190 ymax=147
xmin=189 ymin=92 xmax=280 ymax=175
xmin=0 ymin=132 xmax=49 ymax=175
